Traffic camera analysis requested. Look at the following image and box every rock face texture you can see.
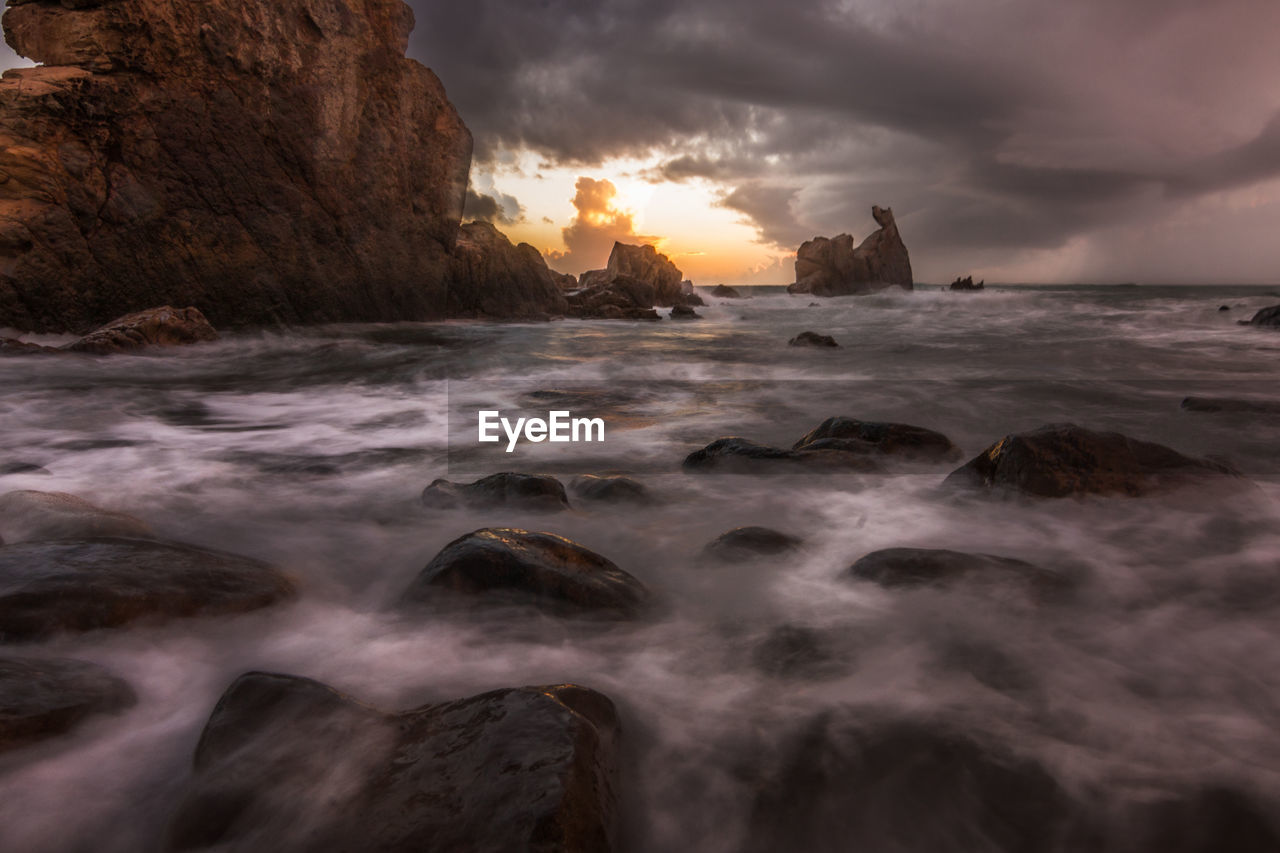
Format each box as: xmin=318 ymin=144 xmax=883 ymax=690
xmin=446 ymin=222 xmax=568 ymax=318
xmin=166 ymin=672 xmax=620 ymax=853
xmin=0 ymin=0 xmax=473 ymax=333
xmin=0 ymin=655 xmax=136 ymax=752
xmin=63 ymin=306 xmax=218 ymax=353
xmin=402 ymin=528 xmax=650 ymax=617
xmin=564 ymin=241 xmax=699 ymax=319
xmin=0 ymin=537 xmax=295 ymax=641
xmin=945 ymin=423 xmax=1246 ymax=498
xmin=787 ymin=206 xmax=913 ymax=296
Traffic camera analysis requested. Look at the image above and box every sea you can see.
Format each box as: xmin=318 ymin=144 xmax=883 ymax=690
xmin=1 ymin=283 xmax=1279 ymax=851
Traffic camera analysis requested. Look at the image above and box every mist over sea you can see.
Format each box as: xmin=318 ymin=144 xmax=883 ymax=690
xmin=2 ymin=284 xmax=1280 ymax=851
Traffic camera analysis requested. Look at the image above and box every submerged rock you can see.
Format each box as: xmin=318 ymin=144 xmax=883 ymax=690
xmin=0 ymin=538 xmax=295 ymax=641
xmin=847 ymin=547 xmax=1068 ymax=598
xmin=0 ymin=337 xmax=62 ymax=356
xmin=788 ymin=331 xmax=839 ymax=348
xmin=711 ymin=284 xmax=745 ymax=299
xmin=1244 ymin=304 xmax=1280 ymax=327
xmin=943 ymin=423 xmax=1245 ymax=498
xmin=401 ymin=528 xmax=650 ymax=617
xmin=794 ymin=417 xmax=959 ymax=461
xmin=682 ymin=437 xmax=881 ymax=474
xmin=421 ymin=473 xmax=569 ymax=512
xmin=751 ymin=625 xmax=837 ymax=679
xmin=747 ymin=715 xmax=1083 ymax=853
xmin=569 ymin=474 xmax=651 ymax=504
xmin=787 ymin=206 xmax=913 ymax=297
xmin=0 ymin=656 xmax=136 ymax=752
xmin=565 ymin=274 xmax=662 ymax=321
xmin=670 ymin=304 xmax=701 ymax=320
xmin=64 ymin=307 xmax=218 ymax=354
xmin=166 ymin=672 xmax=619 ymax=853
xmin=445 ymin=222 xmax=569 ymax=319
xmin=0 ymin=462 xmax=50 ymax=476
xmin=949 ymin=275 xmax=985 ymax=291
xmin=1181 ymin=396 xmax=1280 ymax=414
xmin=0 ymin=0 xmax=473 ymax=332
xmin=0 ymin=490 xmax=153 ymax=544
xmin=702 ymin=526 xmax=803 ymax=561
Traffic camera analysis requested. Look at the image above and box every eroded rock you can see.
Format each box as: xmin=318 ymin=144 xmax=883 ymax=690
xmin=401 ymin=528 xmax=650 ymax=617
xmin=166 ymin=672 xmax=620 ymax=853
xmin=787 ymin=206 xmax=913 ymax=297
xmin=949 ymin=276 xmax=985 ymax=291
xmin=64 ymin=306 xmax=218 ymax=354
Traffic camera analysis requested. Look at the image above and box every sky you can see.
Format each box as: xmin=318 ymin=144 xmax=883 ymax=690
xmin=3 ymin=2 xmax=1278 ymax=285
xmin=408 ymin=0 xmax=1280 ymax=285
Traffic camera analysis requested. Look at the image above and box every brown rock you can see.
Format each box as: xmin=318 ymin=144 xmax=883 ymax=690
xmin=0 ymin=0 xmax=473 ymax=332
xmin=793 ymin=417 xmax=959 ymax=461
xmin=787 ymin=205 xmax=913 ymax=296
xmin=565 ymin=273 xmax=662 ymax=321
xmin=63 ymin=306 xmax=217 ymax=353
xmin=445 ymin=222 xmax=569 ymax=318
xmin=711 ymin=283 xmax=745 ymax=299
xmin=421 ymin=472 xmax=570 ymax=512
xmin=944 ymin=423 xmax=1246 ymax=498
xmin=166 ymin=672 xmax=620 ymax=852
xmin=604 ymin=242 xmax=686 ymax=306
xmin=0 ymin=489 xmax=154 ymax=543
xmin=0 ymin=537 xmax=296 ymax=641
xmin=0 ymin=655 xmax=136 ymax=752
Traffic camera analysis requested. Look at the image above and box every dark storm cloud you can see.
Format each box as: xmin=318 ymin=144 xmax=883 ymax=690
xmin=408 ymin=0 xmax=1280 ymax=276
xmin=463 ymin=188 xmax=525 ymax=225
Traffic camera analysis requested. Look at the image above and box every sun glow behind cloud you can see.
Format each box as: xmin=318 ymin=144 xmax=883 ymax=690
xmin=470 ymin=149 xmax=794 ymax=285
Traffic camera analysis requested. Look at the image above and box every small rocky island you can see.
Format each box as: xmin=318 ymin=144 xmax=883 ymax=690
xmin=787 ymin=205 xmax=913 ymax=296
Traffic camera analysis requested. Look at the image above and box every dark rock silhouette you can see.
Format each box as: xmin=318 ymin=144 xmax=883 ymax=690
xmin=166 ymin=672 xmax=620 ymax=852
xmin=949 ymin=276 xmax=985 ymax=291
xmin=670 ymin=304 xmax=700 ymax=320
xmin=847 ymin=547 xmax=1071 ymax=599
xmin=0 ymin=0 xmax=477 ymax=332
xmin=793 ymin=417 xmax=959 ymax=461
xmin=702 ymin=526 xmax=803 ymax=561
xmin=789 ymin=331 xmax=839 ymax=348
xmin=446 ymin=222 xmax=569 ymax=318
xmin=1244 ymin=304 xmax=1280 ymax=327
xmin=421 ymin=473 xmax=570 ymax=512
xmin=569 ymin=474 xmax=651 ymax=504
xmin=711 ymin=284 xmax=745 ymax=298
xmin=564 ymin=242 xmax=699 ymax=320
xmin=787 ymin=206 xmax=913 ymax=296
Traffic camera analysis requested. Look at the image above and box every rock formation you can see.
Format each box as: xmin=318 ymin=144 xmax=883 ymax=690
xmin=166 ymin=673 xmax=620 ymax=852
xmin=445 ymin=222 xmax=568 ymax=318
xmin=793 ymin=417 xmax=959 ymax=461
xmin=1244 ymin=304 xmax=1280 ymax=327
xmin=788 ymin=331 xmax=839 ymax=348
xmin=710 ymin=283 xmax=745 ymax=299
xmin=420 ymin=472 xmax=570 ymax=512
xmin=0 ymin=0 xmax=477 ymax=332
xmin=564 ymin=241 xmax=701 ymax=319
xmin=1 ymin=305 xmax=218 ymax=355
xmin=846 ymin=547 xmax=1069 ymax=597
xmin=949 ymin=275 xmax=985 ymax=291
xmin=701 ymin=526 xmax=803 ymax=561
xmin=787 ymin=206 xmax=913 ymax=296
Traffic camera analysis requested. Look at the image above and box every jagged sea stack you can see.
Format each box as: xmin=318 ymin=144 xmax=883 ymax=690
xmin=0 ymin=0 xmax=473 ymax=332
xmin=787 ymin=205 xmax=913 ymax=296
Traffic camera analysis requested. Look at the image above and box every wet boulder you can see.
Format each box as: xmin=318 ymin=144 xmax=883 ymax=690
xmin=0 ymin=490 xmax=154 ymax=543
xmin=847 ymin=547 xmax=1069 ymax=598
xmin=401 ymin=528 xmax=650 ymax=617
xmin=682 ymin=437 xmax=881 ymax=474
xmin=794 ymin=417 xmax=959 ymax=462
xmin=788 ymin=331 xmax=839 ymax=348
xmin=747 ymin=715 xmax=1083 ymax=853
xmin=943 ymin=423 xmax=1245 ymax=498
xmin=702 ymin=526 xmax=803 ymax=562
xmin=670 ymin=305 xmax=701 ymax=320
xmin=166 ymin=672 xmax=620 ymax=853
xmin=711 ymin=284 xmax=745 ymax=299
xmin=421 ymin=472 xmax=570 ymax=512
xmin=569 ymin=474 xmax=651 ymax=505
xmin=1243 ymin=304 xmax=1280 ymax=327
xmin=0 ymin=538 xmax=296 ymax=642
xmin=751 ymin=625 xmax=838 ymax=679
xmin=64 ymin=307 xmax=218 ymax=354
xmin=0 ymin=656 xmax=136 ymax=752
xmin=565 ymin=274 xmax=662 ymax=321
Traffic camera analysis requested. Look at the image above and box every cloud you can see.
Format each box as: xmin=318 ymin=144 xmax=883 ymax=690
xmin=463 ymin=188 xmax=524 ymax=225
xmin=547 ymin=177 xmax=655 ymax=274
xmin=409 ymin=0 xmax=1280 ymax=281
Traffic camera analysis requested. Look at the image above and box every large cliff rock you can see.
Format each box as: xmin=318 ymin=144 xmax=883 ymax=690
xmin=0 ymin=0 xmax=474 ymax=332
xmin=787 ymin=206 xmax=913 ymax=296
xmin=445 ymin=221 xmax=568 ymax=318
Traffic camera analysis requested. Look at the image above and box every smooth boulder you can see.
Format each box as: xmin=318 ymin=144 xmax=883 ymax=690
xmin=421 ymin=473 xmax=570 ymax=512
xmin=847 ymin=547 xmax=1068 ymax=598
xmin=711 ymin=284 xmax=745 ymax=299
xmin=682 ymin=437 xmax=882 ymax=474
xmin=0 ymin=490 xmax=154 ymax=543
xmin=794 ymin=416 xmax=959 ymax=461
xmin=670 ymin=305 xmax=700 ymax=320
xmin=0 ymin=656 xmax=136 ymax=752
xmin=401 ymin=528 xmax=650 ymax=617
xmin=63 ymin=307 xmax=218 ymax=354
xmin=702 ymin=526 xmax=803 ymax=561
xmin=943 ymin=423 xmax=1244 ymax=498
xmin=1244 ymin=304 xmax=1280 ymax=327
xmin=166 ymin=672 xmax=619 ymax=853
xmin=747 ymin=715 xmax=1083 ymax=853
xmin=0 ymin=538 xmax=296 ymax=641
xmin=569 ymin=474 xmax=651 ymax=504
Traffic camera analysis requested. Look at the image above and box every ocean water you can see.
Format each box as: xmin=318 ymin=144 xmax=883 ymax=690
xmin=1 ymin=284 xmax=1279 ymax=850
